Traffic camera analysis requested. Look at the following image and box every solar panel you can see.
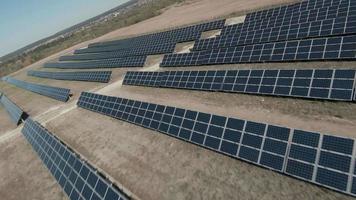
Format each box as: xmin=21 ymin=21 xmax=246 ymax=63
xmin=73 ymin=42 xmax=176 ymax=56
xmin=122 ymin=69 xmax=356 ymax=101
xmin=77 ymin=91 xmax=356 ymax=197
xmin=87 ymin=19 xmax=226 ymax=49
xmin=0 ymin=93 xmax=25 ymax=125
xmin=193 ymin=15 xmax=356 ymax=51
xmin=28 ymin=70 xmax=112 ymax=83
xmin=22 ymin=118 xmax=129 ymax=200
xmin=245 ymin=0 xmax=345 ymax=23
xmin=123 ymin=71 xmax=161 ymax=87
xmin=199 ymin=1 xmax=356 ymax=50
xmin=44 ymin=56 xmax=146 ymax=69
xmin=161 ymin=35 xmax=356 ymax=66
xmin=3 ymin=77 xmax=70 ymax=102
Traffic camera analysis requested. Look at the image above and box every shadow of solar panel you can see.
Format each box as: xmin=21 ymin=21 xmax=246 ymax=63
xmin=77 ymin=92 xmax=356 ymax=197
xmin=4 ymin=77 xmax=70 ymax=102
xmin=45 ymin=56 xmax=146 ymax=69
xmin=0 ymin=94 xmax=25 ymax=125
xmin=22 ymin=118 xmax=128 ymax=200
xmin=28 ymin=70 xmax=112 ymax=83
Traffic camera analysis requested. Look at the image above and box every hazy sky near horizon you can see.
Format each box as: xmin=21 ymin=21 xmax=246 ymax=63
xmin=0 ymin=0 xmax=129 ymax=57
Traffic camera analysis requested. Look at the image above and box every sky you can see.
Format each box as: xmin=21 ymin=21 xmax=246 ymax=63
xmin=0 ymin=0 xmax=129 ymax=57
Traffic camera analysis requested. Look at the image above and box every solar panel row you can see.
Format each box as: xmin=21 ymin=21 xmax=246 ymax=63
xmin=123 ymin=69 xmax=356 ymax=101
xmin=3 ymin=77 xmax=70 ymax=102
xmin=78 ymin=22 xmax=225 ymax=57
xmin=88 ymin=19 xmax=226 ymax=49
xmin=22 ymin=118 xmax=129 ymax=200
xmin=246 ymin=0 xmax=351 ymax=30
xmin=28 ymin=70 xmax=112 ymax=83
xmin=77 ymin=91 xmax=356 ymax=197
xmin=73 ymin=42 xmax=176 ymax=55
xmin=44 ymin=56 xmax=146 ymax=69
xmin=161 ymin=35 xmax=356 ymax=67
xmin=193 ymin=15 xmax=356 ymax=51
xmin=221 ymin=1 xmax=351 ymax=37
xmin=245 ymin=0 xmax=347 ymax=23
xmin=224 ymin=0 xmax=354 ymax=37
xmin=0 ymin=93 xmax=24 ymax=125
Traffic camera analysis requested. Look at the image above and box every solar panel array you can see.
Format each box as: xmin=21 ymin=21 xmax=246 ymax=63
xmin=123 ymin=69 xmax=356 ymax=101
xmin=193 ymin=0 xmax=356 ymax=51
xmin=0 ymin=94 xmax=24 ymax=125
xmin=160 ymin=0 xmax=356 ymax=67
xmin=22 ymin=118 xmax=129 ymax=200
xmin=193 ymin=16 xmax=356 ymax=51
xmin=72 ymin=43 xmax=176 ymax=57
xmin=87 ymin=20 xmax=226 ymax=49
xmin=44 ymin=56 xmax=146 ymax=69
xmin=3 ymin=0 xmax=356 ymax=198
xmin=73 ymin=20 xmax=226 ymax=57
xmin=77 ymin=91 xmax=356 ymax=197
xmin=3 ymin=77 xmax=70 ymax=102
xmin=225 ymin=2 xmax=352 ymax=36
xmin=28 ymin=70 xmax=112 ymax=83
xmin=161 ymin=35 xmax=356 ymax=66
xmin=245 ymin=0 xmax=350 ymax=23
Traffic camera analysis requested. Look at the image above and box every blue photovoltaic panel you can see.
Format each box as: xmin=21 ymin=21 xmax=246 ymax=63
xmin=160 ymin=35 xmax=356 ymax=67
xmin=322 ymin=135 xmax=354 ymax=155
xmin=286 ymin=159 xmax=315 ymax=180
xmin=292 ymin=130 xmax=320 ymax=147
xmin=72 ymin=43 xmax=176 ymax=57
xmin=28 ymin=70 xmax=112 ymax=83
xmin=318 ymin=151 xmax=351 ymax=172
xmin=123 ymin=71 xmax=161 ymax=87
xmin=238 ymin=146 xmax=260 ymax=163
xmin=263 ymin=138 xmax=287 ymax=155
xmin=259 ymin=152 xmax=285 ymax=171
xmin=84 ymin=19 xmax=225 ymax=51
xmin=285 ymin=129 xmax=320 ymax=181
xmin=0 ymin=93 xmax=25 ymax=125
xmin=3 ymin=77 xmax=70 ymax=102
xmin=44 ymin=56 xmax=146 ymax=69
xmin=22 ymin=118 xmax=129 ymax=200
xmin=193 ymin=5 xmax=356 ymax=51
xmin=76 ymin=91 xmax=356 ymax=197
xmin=122 ymin=69 xmax=356 ymax=102
xmin=288 ymin=144 xmax=317 ymax=163
xmin=316 ymin=167 xmax=349 ymax=191
xmin=194 ymin=16 xmax=356 ymax=51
